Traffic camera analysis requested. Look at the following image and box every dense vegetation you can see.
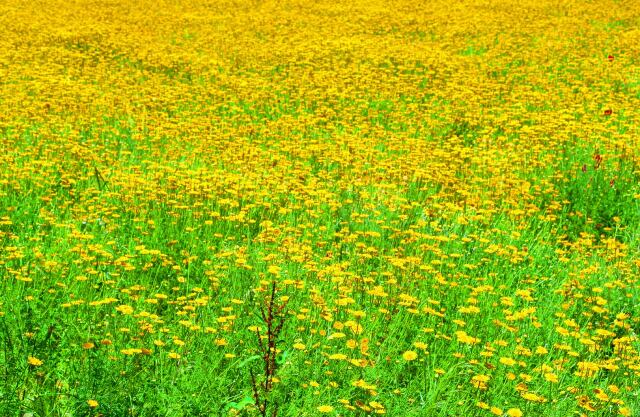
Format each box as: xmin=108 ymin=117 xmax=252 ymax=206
xmin=1 ymin=0 xmax=639 ymax=416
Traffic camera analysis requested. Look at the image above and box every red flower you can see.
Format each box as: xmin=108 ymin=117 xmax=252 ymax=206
xmin=604 ymin=109 xmax=612 ymax=116
xmin=608 ymin=55 xmax=614 ymax=62
xmin=593 ymin=154 xmax=603 ymax=169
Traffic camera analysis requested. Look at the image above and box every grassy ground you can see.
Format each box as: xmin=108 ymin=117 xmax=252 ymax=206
xmin=1 ymin=0 xmax=640 ymax=416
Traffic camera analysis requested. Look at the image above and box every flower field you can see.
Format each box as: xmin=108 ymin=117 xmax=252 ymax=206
xmin=1 ymin=0 xmax=640 ymax=416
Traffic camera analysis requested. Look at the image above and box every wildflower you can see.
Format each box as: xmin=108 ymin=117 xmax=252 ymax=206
xmin=413 ymin=341 xmax=428 ymax=350
xmin=28 ymin=356 xmax=43 ymax=366
xmin=115 ymin=304 xmax=134 ymax=315
xmin=87 ymin=400 xmax=99 ymax=408
xmin=267 ymin=265 xmax=281 ymax=275
xmin=317 ymin=405 xmax=334 ymax=413
xmin=490 ymin=407 xmax=503 ymax=415
xmin=619 ymin=407 xmax=631 ymax=416
xmin=455 ymin=330 xmax=481 ymax=345
xmin=370 ymin=401 xmax=384 ymax=409
xmin=470 ymin=374 xmax=490 ymax=390
xmin=593 ymin=153 xmax=603 ymax=169
xmin=402 ymin=350 xmax=418 ymax=361
xmin=521 ymin=392 xmax=546 ymax=402
xmin=535 ymin=346 xmax=548 ymax=355
xmin=506 ymin=408 xmax=523 ymax=417
xmin=477 ymin=401 xmax=490 ymax=409
xmin=499 ymin=357 xmax=517 ymax=366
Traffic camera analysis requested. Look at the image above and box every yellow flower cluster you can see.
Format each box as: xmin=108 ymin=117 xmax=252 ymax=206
xmin=1 ymin=0 xmax=639 ymax=416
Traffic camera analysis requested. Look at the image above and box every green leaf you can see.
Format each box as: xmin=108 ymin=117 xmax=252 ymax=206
xmin=236 ymin=355 xmax=260 ymax=368
xmin=224 ymin=396 xmax=254 ymax=411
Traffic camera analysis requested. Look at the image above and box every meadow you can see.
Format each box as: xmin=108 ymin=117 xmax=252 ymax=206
xmin=1 ymin=0 xmax=640 ymax=416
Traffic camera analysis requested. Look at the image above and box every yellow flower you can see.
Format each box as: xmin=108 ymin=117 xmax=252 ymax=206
xmin=455 ymin=330 xmax=481 ymax=345
xmin=87 ymin=399 xmax=99 ymax=408
xmin=402 ymin=350 xmax=418 ymax=361
xmin=413 ymin=341 xmax=428 ymax=350
xmin=490 ymin=407 xmax=503 ymax=415
xmin=499 ymin=357 xmax=516 ymax=366
xmin=506 ymin=408 xmax=523 ymax=417
xmin=28 ymin=356 xmax=43 ymax=366
xmin=619 ymin=407 xmax=631 ymax=416
xmin=293 ymin=342 xmax=306 ymax=350
xmin=476 ymin=401 xmax=489 ymax=409
xmin=349 ymin=358 xmax=367 ymax=367
xmin=267 ymin=265 xmax=281 ymax=275
xmin=369 ymin=401 xmax=384 ymax=409
xmin=115 ymin=304 xmax=134 ymax=315
xmin=470 ymin=374 xmax=490 ymax=390
xmin=317 ymin=405 xmax=334 ymax=413
xmin=521 ymin=392 xmax=545 ymax=403
xmin=168 ymin=352 xmax=181 ymax=359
